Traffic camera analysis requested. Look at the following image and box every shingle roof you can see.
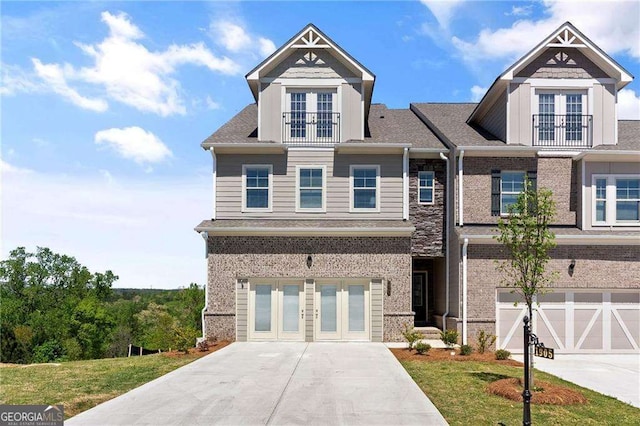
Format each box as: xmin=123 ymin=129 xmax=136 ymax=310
xmin=200 ymin=103 xmax=446 ymax=149
xmin=410 ymin=103 xmax=505 ymax=147
xmin=594 ymin=120 xmax=640 ymax=151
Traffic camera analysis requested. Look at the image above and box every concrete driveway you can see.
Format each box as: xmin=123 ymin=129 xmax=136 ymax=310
xmin=514 ymin=354 xmax=640 ymax=408
xmin=67 ymin=342 xmax=447 ymax=425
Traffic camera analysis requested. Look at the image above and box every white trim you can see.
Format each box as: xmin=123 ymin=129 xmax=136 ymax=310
xmin=241 ymin=164 xmax=273 ymax=213
xmin=349 ymin=164 xmax=381 ymax=213
xmin=257 ymin=82 xmax=262 ymax=141
xmin=591 ymin=174 xmax=640 ymax=227
xmin=581 ymin=159 xmax=586 ymax=228
xmin=195 ymin=226 xmax=415 ymax=237
xmin=417 ymin=170 xmax=435 ymax=205
xmin=295 ymin=165 xmax=327 ymax=213
xmin=459 ymin=234 xmax=640 ymax=245
xmin=268 ymin=77 xmax=356 ymax=85
xmin=499 ymin=170 xmax=526 ymax=216
xmin=514 ymin=77 xmax=617 ymax=86
xmin=402 ymin=148 xmax=409 ymax=219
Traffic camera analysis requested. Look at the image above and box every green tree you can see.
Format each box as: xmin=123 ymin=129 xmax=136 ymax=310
xmin=136 ymin=303 xmax=177 ymax=350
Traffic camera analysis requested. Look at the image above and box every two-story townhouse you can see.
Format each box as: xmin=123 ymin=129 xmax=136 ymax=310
xmin=412 ymin=22 xmax=640 ymax=354
xmin=195 ymin=24 xmax=448 ymax=342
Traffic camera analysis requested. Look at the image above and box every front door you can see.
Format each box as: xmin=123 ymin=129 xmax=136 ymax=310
xmin=315 ymin=281 xmax=370 ymax=340
xmin=412 ymin=273 xmax=428 ymax=327
xmin=248 ymin=281 xmax=305 ymax=341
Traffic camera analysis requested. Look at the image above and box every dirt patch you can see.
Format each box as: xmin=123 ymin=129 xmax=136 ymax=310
xmin=390 ymin=347 xmax=523 ymax=366
xmin=487 ymin=377 xmax=587 ymax=405
xmin=161 ymin=340 xmax=231 ymax=359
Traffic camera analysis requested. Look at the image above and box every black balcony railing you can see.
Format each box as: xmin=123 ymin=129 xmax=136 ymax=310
xmin=282 ymin=112 xmax=340 ymax=145
xmin=532 ymin=114 xmax=592 ymax=148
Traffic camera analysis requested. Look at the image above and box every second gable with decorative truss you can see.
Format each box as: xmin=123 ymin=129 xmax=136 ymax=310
xmin=469 ymin=22 xmax=634 ymax=149
xmin=245 ymin=24 xmax=375 ymax=145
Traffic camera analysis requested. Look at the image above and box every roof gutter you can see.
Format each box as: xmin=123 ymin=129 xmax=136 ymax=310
xmin=193 ymin=226 xmax=416 ymax=237
xmin=458 ymin=150 xmax=464 ymax=227
xmin=439 ymin=152 xmax=451 ymax=332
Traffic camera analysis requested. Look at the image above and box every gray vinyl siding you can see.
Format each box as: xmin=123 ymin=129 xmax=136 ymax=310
xmin=265 ymin=49 xmax=356 ymax=79
xmin=216 ymin=151 xmax=403 ymax=219
xmin=508 ymin=83 xmax=532 ymax=145
xmin=305 ymin=279 xmax=314 ymax=342
xmin=478 ymin=89 xmax=507 ymax=141
xmin=592 ymin=83 xmax=616 ymax=147
xmin=371 ymin=279 xmax=383 ymax=342
xmin=341 ymin=82 xmax=363 ymax=141
xmin=236 ymin=280 xmax=248 ymax=342
xmin=259 ymin=82 xmax=282 ymax=142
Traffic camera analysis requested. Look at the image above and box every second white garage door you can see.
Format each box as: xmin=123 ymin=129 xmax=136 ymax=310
xmin=497 ymin=289 xmax=640 ymax=354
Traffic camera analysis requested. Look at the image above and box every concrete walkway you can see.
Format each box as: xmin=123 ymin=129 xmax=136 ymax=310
xmin=68 ymin=342 xmax=447 ymax=425
xmin=513 ymin=354 xmax=640 ymax=408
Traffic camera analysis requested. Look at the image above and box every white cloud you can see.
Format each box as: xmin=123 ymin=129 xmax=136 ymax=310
xmin=1 ymin=167 xmax=210 ymax=289
xmin=420 ymin=0 xmax=465 ymax=29
xmin=94 ymin=126 xmax=173 ymax=165
xmin=452 ymin=1 xmax=640 ymax=64
xmin=32 ymin=58 xmax=108 ymax=112
xmin=505 ymin=5 xmax=533 ymax=17
xmin=205 ymin=95 xmax=221 ymax=110
xmin=470 ymin=85 xmax=487 ymax=102
xmin=618 ymin=88 xmax=640 ymax=120
xmin=1 ymin=159 xmax=33 ymax=174
xmin=4 ymin=11 xmax=240 ymax=116
xmin=209 ymin=19 xmax=276 ymax=59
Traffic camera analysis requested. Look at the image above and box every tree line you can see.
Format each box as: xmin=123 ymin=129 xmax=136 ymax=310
xmin=0 ymin=247 xmax=204 ymax=364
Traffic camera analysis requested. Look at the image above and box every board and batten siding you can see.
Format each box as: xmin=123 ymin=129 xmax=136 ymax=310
xmin=236 ymin=280 xmax=248 ymax=342
xmin=259 ymin=82 xmax=282 ymax=143
xmin=371 ymin=279 xmax=384 ymax=342
xmin=216 ymin=151 xmax=404 ymax=219
xmin=507 ymin=83 xmax=532 ymax=145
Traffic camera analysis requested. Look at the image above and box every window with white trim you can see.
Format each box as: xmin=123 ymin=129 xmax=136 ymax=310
xmin=286 ymin=90 xmax=337 ymax=140
xmin=296 ymin=166 xmax=325 ymax=211
xmin=418 ymin=171 xmax=435 ymax=204
xmin=351 ymin=165 xmax=379 ymax=211
xmin=500 ymin=171 xmax=525 ymax=214
xmin=592 ymin=175 xmax=640 ymax=225
xmin=243 ymin=165 xmax=272 ymax=211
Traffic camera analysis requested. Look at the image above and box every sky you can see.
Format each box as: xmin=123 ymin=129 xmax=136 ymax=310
xmin=2 ymin=1 xmax=639 ymax=289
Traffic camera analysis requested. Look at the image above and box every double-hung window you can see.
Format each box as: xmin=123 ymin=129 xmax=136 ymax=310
xmin=500 ymin=171 xmax=526 ymax=214
xmin=593 ymin=175 xmax=640 ymax=225
xmin=418 ymin=171 xmax=435 ymax=204
xmin=243 ymin=165 xmax=272 ymax=211
xmin=296 ymin=166 xmax=325 ymax=212
xmin=351 ymin=165 xmax=379 ymax=211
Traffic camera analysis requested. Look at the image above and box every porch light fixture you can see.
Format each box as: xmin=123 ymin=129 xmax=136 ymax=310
xmin=306 ymin=255 xmax=313 ymax=269
xmin=568 ymin=259 xmax=576 ymax=277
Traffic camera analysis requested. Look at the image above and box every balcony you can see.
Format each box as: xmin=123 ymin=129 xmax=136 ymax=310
xmin=282 ymin=112 xmax=341 ymax=145
xmin=532 ymin=114 xmax=593 ymax=148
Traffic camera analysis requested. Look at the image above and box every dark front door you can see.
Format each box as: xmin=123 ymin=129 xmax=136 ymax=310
xmin=412 ymin=272 xmax=427 ymax=327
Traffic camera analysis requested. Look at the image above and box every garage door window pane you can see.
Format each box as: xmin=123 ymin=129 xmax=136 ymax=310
xmin=348 ymin=285 xmax=365 ymax=332
xmin=282 ymin=285 xmax=299 ymax=332
xmin=574 ymin=293 xmax=602 ymax=303
xmin=611 ymin=293 xmax=640 ymax=304
xmin=321 ymin=285 xmax=337 ymax=332
xmin=255 ymin=285 xmax=272 ymax=332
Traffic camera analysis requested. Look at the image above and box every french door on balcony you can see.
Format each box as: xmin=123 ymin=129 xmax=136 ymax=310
xmin=535 ymin=90 xmax=589 ymax=147
xmin=285 ymin=90 xmax=338 ymax=143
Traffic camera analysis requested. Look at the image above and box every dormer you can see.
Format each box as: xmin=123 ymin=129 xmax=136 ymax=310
xmin=246 ymin=24 xmax=375 ymax=145
xmin=469 ymin=22 xmax=634 ymax=149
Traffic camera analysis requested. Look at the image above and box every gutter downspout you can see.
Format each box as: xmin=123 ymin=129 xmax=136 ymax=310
xmin=403 ymin=147 xmax=409 ymax=220
xmin=199 ymin=231 xmax=209 ymax=341
xmin=210 ymin=147 xmax=217 ymax=220
xmin=458 ymin=150 xmax=465 ymax=227
xmin=462 ymin=238 xmax=469 ymax=345
xmin=440 ymin=152 xmax=450 ymax=331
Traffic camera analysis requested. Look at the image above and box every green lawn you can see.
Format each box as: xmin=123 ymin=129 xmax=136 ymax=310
xmin=401 ymin=359 xmax=639 ymax=425
xmin=0 ymin=353 xmax=204 ymax=419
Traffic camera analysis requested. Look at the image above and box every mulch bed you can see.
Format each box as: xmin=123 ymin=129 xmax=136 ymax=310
xmin=390 ymin=347 xmax=523 ymax=367
xmin=161 ymin=340 xmax=231 ymax=359
xmin=487 ymin=377 xmax=587 ymax=405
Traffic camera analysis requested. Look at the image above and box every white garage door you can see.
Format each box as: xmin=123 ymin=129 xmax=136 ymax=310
xmin=497 ymin=290 xmax=640 ymax=354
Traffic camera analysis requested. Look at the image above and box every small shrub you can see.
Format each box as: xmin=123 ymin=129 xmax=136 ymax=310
xmin=196 ymin=339 xmax=210 ymax=352
xmin=32 ymin=340 xmax=65 ymax=363
xmin=495 ymin=349 xmax=511 ymax=360
xmin=415 ymin=342 xmax=431 ymax=355
xmin=440 ymin=329 xmax=458 ymax=348
xmin=460 ymin=344 xmax=473 ymax=356
xmin=476 ymin=329 xmax=497 ymax=354
xmin=172 ymin=326 xmax=199 ymax=353
xmin=401 ymin=324 xmax=423 ymax=350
